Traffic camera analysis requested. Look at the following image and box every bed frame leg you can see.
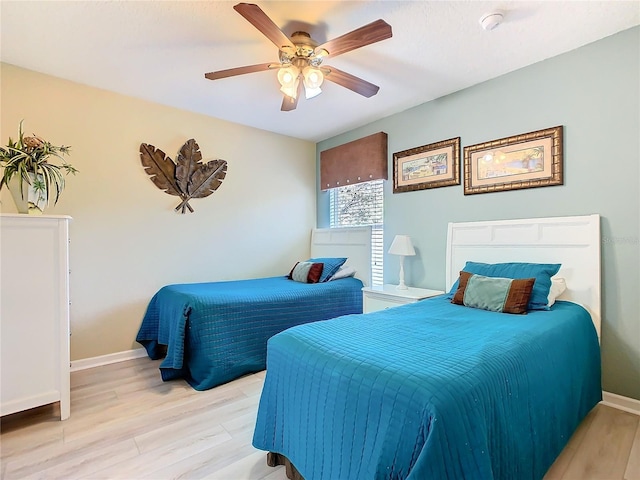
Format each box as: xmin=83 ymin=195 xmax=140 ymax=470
xmin=266 ymin=452 xmax=304 ymax=480
xmin=266 ymin=452 xmax=281 ymax=467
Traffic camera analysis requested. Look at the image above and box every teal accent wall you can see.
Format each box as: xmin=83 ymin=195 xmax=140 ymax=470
xmin=316 ymin=27 xmax=640 ymax=400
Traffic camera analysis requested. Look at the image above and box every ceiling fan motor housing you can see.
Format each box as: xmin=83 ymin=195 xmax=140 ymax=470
xmin=280 ymin=31 xmax=325 ymax=68
xmin=290 ymin=31 xmax=317 ymax=56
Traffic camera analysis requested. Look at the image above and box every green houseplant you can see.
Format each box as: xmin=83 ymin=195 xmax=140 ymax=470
xmin=0 ymin=121 xmax=77 ymax=214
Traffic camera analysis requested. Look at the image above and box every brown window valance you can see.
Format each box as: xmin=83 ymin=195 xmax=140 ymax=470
xmin=320 ymin=132 xmax=388 ymax=190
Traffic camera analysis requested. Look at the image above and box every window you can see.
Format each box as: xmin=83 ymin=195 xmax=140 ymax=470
xmin=329 ymin=180 xmax=384 ymax=286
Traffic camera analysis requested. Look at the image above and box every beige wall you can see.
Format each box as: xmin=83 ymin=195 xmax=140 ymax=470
xmin=1 ymin=63 xmax=316 ymax=361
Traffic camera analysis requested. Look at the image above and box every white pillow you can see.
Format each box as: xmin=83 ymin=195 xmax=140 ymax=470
xmin=547 ymin=277 xmax=567 ymax=307
xmin=328 ymin=265 xmax=356 ymax=281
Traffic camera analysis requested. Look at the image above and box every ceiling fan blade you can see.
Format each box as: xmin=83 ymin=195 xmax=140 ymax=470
xmin=315 ymin=19 xmax=392 ymax=59
xmin=281 ymin=77 xmax=303 ymax=111
xmin=281 ymin=94 xmax=298 ymax=111
xmin=323 ymin=66 xmax=380 ymax=98
xmin=205 ymin=62 xmax=275 ymax=80
xmin=234 ymin=3 xmax=294 ymax=50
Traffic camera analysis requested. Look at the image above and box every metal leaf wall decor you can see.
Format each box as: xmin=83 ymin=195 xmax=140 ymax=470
xmin=140 ymin=139 xmax=227 ymax=213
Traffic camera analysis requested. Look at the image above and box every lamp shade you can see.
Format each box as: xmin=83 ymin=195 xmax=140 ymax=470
xmin=388 ymin=235 xmax=416 ymax=256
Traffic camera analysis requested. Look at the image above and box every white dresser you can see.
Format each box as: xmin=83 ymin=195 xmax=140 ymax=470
xmin=0 ymin=214 xmax=71 ymax=420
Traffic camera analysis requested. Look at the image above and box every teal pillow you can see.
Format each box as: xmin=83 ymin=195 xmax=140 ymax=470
xmin=451 ymin=271 xmax=535 ymax=314
xmin=307 ymin=257 xmax=347 ymax=282
xmin=447 ymin=261 xmax=561 ymax=310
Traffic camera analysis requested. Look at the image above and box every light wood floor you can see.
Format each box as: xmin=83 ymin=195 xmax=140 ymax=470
xmin=1 ymin=357 xmax=638 ymax=480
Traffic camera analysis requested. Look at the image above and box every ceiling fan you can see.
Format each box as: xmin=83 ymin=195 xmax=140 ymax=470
xmin=204 ymin=3 xmax=392 ymax=111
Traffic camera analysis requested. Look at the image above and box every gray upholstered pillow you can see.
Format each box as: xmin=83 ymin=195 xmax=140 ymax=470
xmin=288 ymin=261 xmax=324 ymax=283
xmin=451 ymin=271 xmax=535 ymax=314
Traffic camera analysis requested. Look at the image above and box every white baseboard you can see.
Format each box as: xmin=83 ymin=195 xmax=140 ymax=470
xmin=601 ymin=391 xmax=640 ymax=416
xmin=70 ymin=348 xmax=148 ymax=372
xmin=69 ymin=355 xmax=640 ymax=416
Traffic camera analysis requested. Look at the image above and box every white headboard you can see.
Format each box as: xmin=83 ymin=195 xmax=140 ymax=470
xmin=446 ymin=214 xmax=601 ymax=338
xmin=311 ymin=226 xmax=372 ymax=287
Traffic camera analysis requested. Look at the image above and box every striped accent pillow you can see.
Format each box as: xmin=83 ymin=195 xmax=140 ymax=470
xmin=288 ymin=261 xmax=324 ymax=283
xmin=451 ymin=271 xmax=535 ymax=314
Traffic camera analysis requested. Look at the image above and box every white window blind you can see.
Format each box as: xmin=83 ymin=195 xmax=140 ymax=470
xmin=329 ymin=180 xmax=384 ymax=286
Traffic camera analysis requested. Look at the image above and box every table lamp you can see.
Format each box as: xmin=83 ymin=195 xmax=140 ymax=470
xmin=388 ymin=235 xmax=416 ymax=290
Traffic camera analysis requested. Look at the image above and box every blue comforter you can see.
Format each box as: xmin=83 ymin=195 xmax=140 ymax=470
xmin=136 ymin=276 xmax=364 ymax=390
xmin=253 ymin=296 xmax=601 ymax=480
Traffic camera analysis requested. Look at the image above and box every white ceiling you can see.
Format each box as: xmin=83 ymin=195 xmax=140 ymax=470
xmin=1 ymin=1 xmax=638 ymax=143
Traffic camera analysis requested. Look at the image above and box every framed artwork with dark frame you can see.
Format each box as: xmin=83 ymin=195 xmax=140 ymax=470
xmin=463 ymin=126 xmax=563 ymax=195
xmin=393 ymin=137 xmax=460 ymax=193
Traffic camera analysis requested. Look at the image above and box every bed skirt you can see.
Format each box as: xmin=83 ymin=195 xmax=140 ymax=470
xmin=267 ymin=452 xmax=304 ymax=480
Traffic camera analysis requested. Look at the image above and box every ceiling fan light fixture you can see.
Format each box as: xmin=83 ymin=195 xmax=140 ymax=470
xmin=303 ymin=66 xmax=324 ymax=89
xmin=280 ymin=76 xmax=300 ymax=99
xmin=205 ymin=4 xmax=393 ymax=111
xmin=280 ymin=84 xmax=298 ymax=99
xmin=304 ymin=85 xmax=322 ymax=100
xmin=277 ymin=65 xmax=299 ymax=88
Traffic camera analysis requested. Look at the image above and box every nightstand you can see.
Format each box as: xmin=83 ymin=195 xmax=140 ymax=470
xmin=362 ymin=284 xmax=445 ymax=313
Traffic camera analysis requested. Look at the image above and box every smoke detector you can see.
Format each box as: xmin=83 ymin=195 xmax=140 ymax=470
xmin=479 ymin=12 xmax=504 ymax=31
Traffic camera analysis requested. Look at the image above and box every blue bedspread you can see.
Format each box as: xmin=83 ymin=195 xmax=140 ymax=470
xmin=253 ymin=296 xmax=602 ymax=480
xmin=136 ymin=276 xmax=363 ymax=390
